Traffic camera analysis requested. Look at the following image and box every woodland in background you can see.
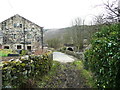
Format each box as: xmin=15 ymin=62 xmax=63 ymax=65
xmin=44 ymin=0 xmax=120 ymax=52
xmin=44 ymin=23 xmax=100 ymax=51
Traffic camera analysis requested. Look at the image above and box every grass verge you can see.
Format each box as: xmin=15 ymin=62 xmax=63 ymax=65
xmin=37 ymin=60 xmax=96 ymax=88
xmin=71 ymin=60 xmax=97 ymax=88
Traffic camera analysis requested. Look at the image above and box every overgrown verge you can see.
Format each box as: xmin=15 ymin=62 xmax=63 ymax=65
xmin=71 ymin=60 xmax=96 ymax=88
xmin=84 ymin=24 xmax=120 ymax=88
xmin=2 ymin=51 xmax=53 ymax=88
xmin=38 ymin=60 xmax=96 ymax=88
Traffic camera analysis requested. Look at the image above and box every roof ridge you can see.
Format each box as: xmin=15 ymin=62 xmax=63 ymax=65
xmin=0 ymin=14 xmax=43 ymax=28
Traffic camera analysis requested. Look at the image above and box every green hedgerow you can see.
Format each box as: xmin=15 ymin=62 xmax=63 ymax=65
xmin=84 ymin=24 xmax=120 ymax=88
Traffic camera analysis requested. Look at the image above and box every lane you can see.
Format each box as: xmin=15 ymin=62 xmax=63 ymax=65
xmin=53 ymin=52 xmax=75 ymax=63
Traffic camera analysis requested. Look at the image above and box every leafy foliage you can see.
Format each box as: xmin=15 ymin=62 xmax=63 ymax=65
xmin=84 ymin=24 xmax=120 ymax=88
xmin=2 ymin=52 xmax=53 ymax=88
xmin=20 ymin=50 xmax=28 ymax=56
xmin=0 ymin=49 xmax=18 ymax=57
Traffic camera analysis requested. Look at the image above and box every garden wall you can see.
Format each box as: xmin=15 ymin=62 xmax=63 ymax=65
xmin=2 ymin=51 xmax=53 ymax=88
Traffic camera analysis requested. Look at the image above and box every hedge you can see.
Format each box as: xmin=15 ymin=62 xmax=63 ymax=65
xmin=2 ymin=52 xmax=53 ymax=88
xmin=84 ymin=24 xmax=120 ymax=88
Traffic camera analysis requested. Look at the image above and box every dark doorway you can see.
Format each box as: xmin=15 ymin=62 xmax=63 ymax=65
xmin=67 ymin=47 xmax=73 ymax=51
xmin=4 ymin=46 xmax=9 ymax=49
xmin=17 ymin=45 xmax=22 ymax=49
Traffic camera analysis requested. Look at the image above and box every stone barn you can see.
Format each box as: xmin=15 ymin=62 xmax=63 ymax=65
xmin=0 ymin=14 xmax=43 ymax=51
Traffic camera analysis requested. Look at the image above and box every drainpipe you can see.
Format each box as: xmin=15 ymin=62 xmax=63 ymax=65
xmin=23 ymin=20 xmax=26 ymax=50
xmin=40 ymin=27 xmax=44 ymax=51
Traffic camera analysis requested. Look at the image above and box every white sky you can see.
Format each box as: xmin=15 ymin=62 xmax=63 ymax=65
xmin=0 ymin=0 xmax=108 ymax=29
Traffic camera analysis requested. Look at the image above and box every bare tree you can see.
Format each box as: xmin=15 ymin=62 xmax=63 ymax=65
xmin=71 ymin=18 xmax=84 ymax=51
xmin=102 ymin=0 xmax=120 ymax=23
xmin=93 ymin=0 xmax=120 ymax=25
xmin=118 ymin=0 xmax=120 ymax=22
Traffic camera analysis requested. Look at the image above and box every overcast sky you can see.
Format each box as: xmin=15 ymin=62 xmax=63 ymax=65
xmin=0 ymin=0 xmax=108 ymax=29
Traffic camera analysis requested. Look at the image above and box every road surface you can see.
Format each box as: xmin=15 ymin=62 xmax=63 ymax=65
xmin=53 ymin=52 xmax=75 ymax=63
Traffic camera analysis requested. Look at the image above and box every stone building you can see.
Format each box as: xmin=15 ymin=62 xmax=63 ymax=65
xmin=0 ymin=31 xmax=3 ymax=49
xmin=0 ymin=14 xmax=43 ymax=51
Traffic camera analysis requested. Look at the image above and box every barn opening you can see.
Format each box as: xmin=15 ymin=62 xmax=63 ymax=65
xmin=67 ymin=47 xmax=74 ymax=51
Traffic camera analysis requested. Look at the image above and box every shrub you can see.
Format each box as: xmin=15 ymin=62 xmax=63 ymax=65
xmin=20 ymin=50 xmax=28 ymax=56
xmin=84 ymin=24 xmax=120 ymax=88
xmin=2 ymin=52 xmax=53 ymax=88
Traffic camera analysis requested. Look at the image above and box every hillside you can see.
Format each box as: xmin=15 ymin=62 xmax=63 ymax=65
xmin=44 ymin=25 xmax=99 ymax=50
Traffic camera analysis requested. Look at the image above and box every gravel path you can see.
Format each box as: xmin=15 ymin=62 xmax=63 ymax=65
xmin=53 ymin=52 xmax=76 ymax=63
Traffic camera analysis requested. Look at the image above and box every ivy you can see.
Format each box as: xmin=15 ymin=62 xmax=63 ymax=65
xmin=84 ymin=24 xmax=120 ymax=88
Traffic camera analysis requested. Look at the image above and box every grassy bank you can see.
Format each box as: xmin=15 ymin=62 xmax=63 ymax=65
xmin=71 ymin=60 xmax=96 ymax=88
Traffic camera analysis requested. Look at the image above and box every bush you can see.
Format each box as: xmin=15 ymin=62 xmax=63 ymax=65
xmin=84 ymin=24 xmax=120 ymax=88
xmin=2 ymin=52 xmax=53 ymax=88
xmin=20 ymin=50 xmax=28 ymax=56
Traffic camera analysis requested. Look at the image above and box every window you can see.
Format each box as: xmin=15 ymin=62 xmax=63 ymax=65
xmin=2 ymin=22 xmax=6 ymax=26
xmin=2 ymin=22 xmax=6 ymax=30
xmin=20 ymin=24 xmax=22 ymax=28
xmin=27 ymin=34 xmax=31 ymax=39
xmin=16 ymin=23 xmax=19 ymax=27
xmin=14 ymin=23 xmax=17 ymax=28
xmin=14 ymin=34 xmax=16 ymax=39
xmin=14 ymin=23 xmax=22 ymax=28
xmin=4 ymin=46 xmax=9 ymax=49
xmin=27 ymin=46 xmax=31 ymax=50
xmin=17 ymin=45 xmax=22 ymax=49
xmin=10 ymin=34 xmax=14 ymax=38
